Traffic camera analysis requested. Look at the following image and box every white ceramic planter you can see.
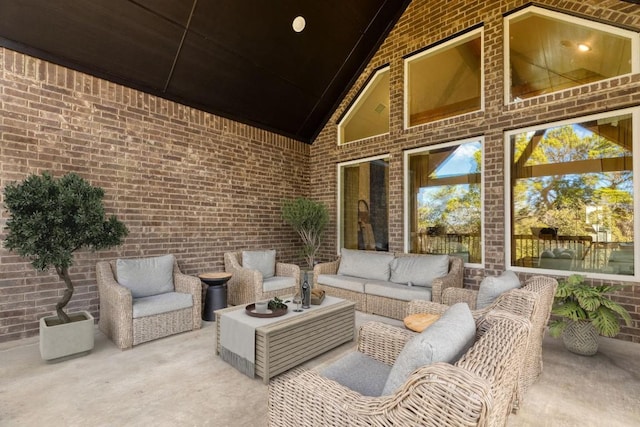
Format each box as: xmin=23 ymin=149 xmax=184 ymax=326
xmin=39 ymin=310 xmax=95 ymax=361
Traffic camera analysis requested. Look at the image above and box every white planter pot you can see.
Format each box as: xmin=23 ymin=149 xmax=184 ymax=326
xmin=39 ymin=310 xmax=95 ymax=361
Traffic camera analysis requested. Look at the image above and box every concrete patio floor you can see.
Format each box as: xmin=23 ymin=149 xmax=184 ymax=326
xmin=1 ymin=312 xmax=639 ymax=426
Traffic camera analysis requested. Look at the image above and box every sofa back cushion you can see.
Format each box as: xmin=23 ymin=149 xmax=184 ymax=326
xmin=116 ymin=254 xmax=175 ymax=298
xmin=337 ymin=248 xmax=395 ymax=281
xmin=242 ymin=249 xmax=276 ymax=278
xmin=476 ymin=270 xmax=521 ymax=309
xmin=381 ymin=302 xmax=475 ymax=395
xmin=389 ymin=254 xmax=449 ymax=287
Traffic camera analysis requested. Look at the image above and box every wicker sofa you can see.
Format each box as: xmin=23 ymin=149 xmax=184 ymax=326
xmin=407 ymin=274 xmax=558 ymax=411
xmin=269 ymin=308 xmax=532 ymax=427
xmin=96 ymin=255 xmax=202 ymax=350
xmin=313 ymin=249 xmax=463 ymax=319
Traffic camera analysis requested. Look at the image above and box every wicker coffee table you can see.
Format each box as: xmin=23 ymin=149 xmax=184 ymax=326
xmin=215 ymin=297 xmax=355 ymax=383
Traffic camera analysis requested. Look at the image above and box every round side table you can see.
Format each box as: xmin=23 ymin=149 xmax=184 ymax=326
xmin=199 ymin=272 xmax=232 ymax=321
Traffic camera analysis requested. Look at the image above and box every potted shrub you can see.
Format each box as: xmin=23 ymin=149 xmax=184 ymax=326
xmin=3 ymin=172 xmax=128 ymax=360
xmin=549 ymin=274 xmax=632 ymax=355
xmin=281 ymin=197 xmax=329 ymax=270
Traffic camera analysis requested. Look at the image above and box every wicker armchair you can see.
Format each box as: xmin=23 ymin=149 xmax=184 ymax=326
xmin=223 ymin=251 xmax=300 ymax=305
xmin=269 ymin=310 xmax=532 ymax=427
xmin=408 ymin=275 xmax=558 ymax=411
xmin=96 ymin=258 xmax=202 ymax=350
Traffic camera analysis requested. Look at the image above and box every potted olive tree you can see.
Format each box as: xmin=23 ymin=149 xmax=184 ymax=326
xmin=549 ymin=274 xmax=632 ymax=356
xmin=281 ymin=197 xmax=329 ymax=270
xmin=3 ymin=172 xmax=128 ymax=360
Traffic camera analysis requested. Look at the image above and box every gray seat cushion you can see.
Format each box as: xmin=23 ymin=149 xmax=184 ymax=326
xmin=390 ymin=254 xmax=449 ymax=287
xmin=476 ymin=270 xmax=521 ymax=309
xmin=132 ymin=292 xmax=193 ymax=318
xmin=116 ymin=254 xmax=175 ymax=298
xmin=321 ymin=352 xmax=392 ymax=397
xmin=263 ymin=276 xmax=296 ymax=292
xmin=242 ymin=249 xmax=276 ymax=278
xmin=381 ymin=302 xmax=475 ymax=395
xmin=337 ymin=248 xmax=395 ymax=281
xmin=317 ymin=274 xmax=367 ymax=293
xmin=365 ymin=281 xmax=432 ymax=302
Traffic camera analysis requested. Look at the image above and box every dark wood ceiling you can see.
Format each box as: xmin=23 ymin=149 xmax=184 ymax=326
xmin=0 ymin=0 xmax=411 ymax=143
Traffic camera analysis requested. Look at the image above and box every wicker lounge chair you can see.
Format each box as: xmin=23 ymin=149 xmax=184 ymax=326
xmin=268 ymin=309 xmax=532 ymax=427
xmin=407 ymin=274 xmax=558 ymax=411
xmin=224 ymin=250 xmax=300 ymax=305
xmin=96 ymin=256 xmax=202 ymax=350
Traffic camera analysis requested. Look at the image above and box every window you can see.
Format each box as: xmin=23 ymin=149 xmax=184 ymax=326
xmin=338 ymin=156 xmax=389 ymax=251
xmin=505 ymin=6 xmax=639 ymax=103
xmin=338 ymin=67 xmax=389 ymax=145
xmin=405 ymin=28 xmax=483 ymax=128
xmin=506 ymin=109 xmax=637 ymax=279
xmin=404 ymin=139 xmax=483 ymax=265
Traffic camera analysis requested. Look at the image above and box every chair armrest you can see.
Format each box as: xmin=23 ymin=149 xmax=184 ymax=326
xmin=442 ymin=287 xmax=478 ymax=309
xmin=173 ymin=264 xmax=203 ymax=328
xmin=313 ymin=258 xmax=340 ymax=286
xmin=431 ymin=256 xmax=464 ymax=303
xmin=268 ymin=364 xmax=492 ymax=427
xmin=96 ymin=261 xmax=133 ymax=349
xmin=407 ymin=299 xmax=450 ymax=316
xmin=276 ymin=262 xmax=300 ymax=281
xmin=357 ymin=321 xmax=416 ymax=365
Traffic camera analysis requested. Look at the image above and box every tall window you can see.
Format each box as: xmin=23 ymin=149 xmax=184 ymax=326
xmin=405 ymin=27 xmax=483 ymax=128
xmin=505 ymin=6 xmax=639 ymax=103
xmin=338 ymin=67 xmax=389 ymax=145
xmin=338 ymin=156 xmax=389 ymax=251
xmin=506 ymin=109 xmax=637 ymax=278
xmin=405 ymin=139 xmax=483 ymax=265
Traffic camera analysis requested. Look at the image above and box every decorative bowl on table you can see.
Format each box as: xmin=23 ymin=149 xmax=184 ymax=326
xmin=245 ymin=303 xmax=287 ymax=318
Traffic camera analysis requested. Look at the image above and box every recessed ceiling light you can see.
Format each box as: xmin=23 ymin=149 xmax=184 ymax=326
xmin=578 ymin=43 xmax=591 ymax=52
xmin=292 ymin=16 xmax=306 ymax=33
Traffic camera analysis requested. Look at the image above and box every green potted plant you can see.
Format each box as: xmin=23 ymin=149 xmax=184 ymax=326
xmin=3 ymin=172 xmax=128 ymax=360
xmin=549 ymin=274 xmax=632 ymax=355
xmin=281 ymin=197 xmax=329 ymax=270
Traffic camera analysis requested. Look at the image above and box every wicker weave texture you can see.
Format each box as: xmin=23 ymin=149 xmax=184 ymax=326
xmin=407 ymin=275 xmax=558 ymax=412
xmin=268 ymin=310 xmax=531 ymax=427
xmin=365 ymin=293 xmax=408 ymax=320
xmin=223 ymin=251 xmax=300 ymax=306
xmin=96 ymin=258 xmax=202 ymax=350
xmin=562 ymin=320 xmax=599 ymax=356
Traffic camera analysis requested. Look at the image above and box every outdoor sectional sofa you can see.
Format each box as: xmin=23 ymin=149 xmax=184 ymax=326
xmin=313 ymin=248 xmax=464 ymax=320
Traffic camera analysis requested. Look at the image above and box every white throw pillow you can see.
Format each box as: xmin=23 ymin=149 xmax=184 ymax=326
xmin=381 ymin=303 xmax=475 ymax=395
xmin=389 ymin=254 xmax=449 ymax=287
xmin=116 ymin=254 xmax=175 ymax=298
xmin=475 ymin=270 xmax=521 ymax=309
xmin=242 ymin=249 xmax=276 ymax=278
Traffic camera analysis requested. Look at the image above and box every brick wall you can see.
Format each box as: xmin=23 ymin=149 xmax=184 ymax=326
xmin=0 ymin=48 xmax=310 ymax=343
xmin=2 ymin=0 xmax=640 ymax=345
xmin=310 ymin=0 xmax=640 ymax=342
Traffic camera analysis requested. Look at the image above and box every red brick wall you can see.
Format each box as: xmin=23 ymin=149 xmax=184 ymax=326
xmin=2 ymin=0 xmax=640 ymax=345
xmin=0 ymin=48 xmax=310 ymax=343
xmin=310 ymin=0 xmax=640 ymax=342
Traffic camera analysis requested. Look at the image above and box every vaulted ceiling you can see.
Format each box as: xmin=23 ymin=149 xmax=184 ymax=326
xmin=0 ymin=0 xmax=411 ymax=144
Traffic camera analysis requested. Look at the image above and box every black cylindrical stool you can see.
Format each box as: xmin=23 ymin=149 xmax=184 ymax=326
xmin=199 ymin=272 xmax=232 ymax=321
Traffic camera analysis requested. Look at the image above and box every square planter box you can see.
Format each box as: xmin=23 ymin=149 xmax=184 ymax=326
xmin=39 ymin=311 xmax=95 ymax=361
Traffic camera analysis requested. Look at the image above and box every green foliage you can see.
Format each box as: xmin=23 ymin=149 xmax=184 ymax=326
xmin=3 ymin=172 xmax=128 ymax=322
xmin=267 ymin=296 xmax=290 ymax=310
xmin=512 ymin=124 xmax=633 ymax=242
xmin=549 ymin=274 xmax=632 ymax=338
xmin=281 ymin=197 xmax=329 ymax=268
